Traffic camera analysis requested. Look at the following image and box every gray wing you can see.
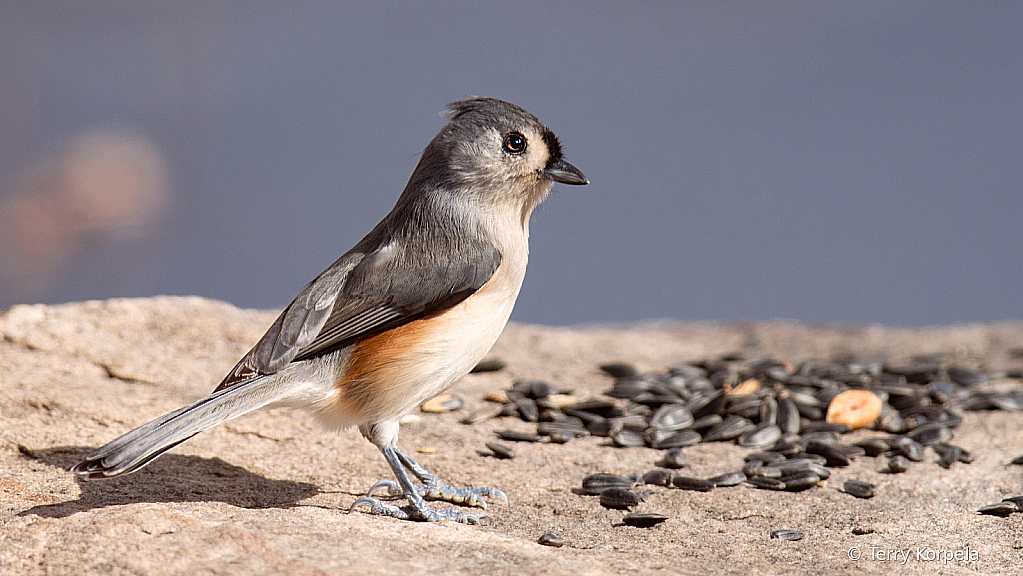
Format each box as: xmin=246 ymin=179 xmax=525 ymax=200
xmin=215 ymin=240 xmax=501 ymax=391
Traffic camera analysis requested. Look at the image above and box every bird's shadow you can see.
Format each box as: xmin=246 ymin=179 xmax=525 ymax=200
xmin=16 ymin=445 xmax=321 ymax=519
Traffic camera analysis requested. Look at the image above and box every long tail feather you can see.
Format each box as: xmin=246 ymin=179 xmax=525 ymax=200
xmin=71 ymin=375 xmax=289 ymax=479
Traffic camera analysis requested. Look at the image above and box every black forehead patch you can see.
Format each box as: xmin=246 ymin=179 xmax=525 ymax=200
xmin=540 ymin=128 xmax=563 ymax=161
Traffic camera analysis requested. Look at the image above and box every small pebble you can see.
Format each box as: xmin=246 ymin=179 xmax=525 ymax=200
xmin=537 ymin=532 xmax=565 ymax=547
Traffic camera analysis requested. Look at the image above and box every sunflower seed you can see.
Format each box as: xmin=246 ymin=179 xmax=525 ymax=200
xmin=754 ymin=465 xmax=783 ymax=479
xmin=495 ymin=429 xmax=543 ymax=443
xmin=957 ymin=446 xmax=976 ymax=463
xmin=804 ymin=440 xmax=851 ymax=467
xmin=702 ymin=416 xmax=755 ymax=442
xmin=767 ymin=441 xmax=803 ymax=456
xmin=745 ymin=451 xmax=787 ymax=464
xmin=470 ymin=358 xmax=506 ymax=373
xmin=770 ymin=529 xmax=804 ymax=541
xmin=484 ymin=442 xmax=515 ymax=459
xmin=690 ymin=414 xmax=723 ymax=432
xmin=759 ymin=396 xmax=778 ymax=425
xmin=611 ymin=428 xmax=646 ymax=447
xmin=800 ymin=421 xmax=852 ymax=434
xmin=516 ymin=380 xmax=559 ymax=399
xmin=785 ymin=453 xmax=827 ymax=466
xmin=707 ymin=471 xmax=747 ymax=487
xmin=853 ymin=437 xmax=891 ymax=457
xmin=1002 ymin=496 xmax=1023 ymax=508
xmin=889 ymin=436 xmax=925 ymax=461
xmin=844 ymin=480 xmax=876 ymax=499
xmin=672 ymin=476 xmax=714 ymax=491
xmin=581 ymin=473 xmax=634 ymax=495
xmin=656 ymin=447 xmax=688 ymax=469
xmin=600 ymin=488 xmax=641 ymax=508
xmin=798 ymin=431 xmax=841 ymax=445
xmin=947 ymin=366 xmax=985 ymax=387
xmin=977 ymin=502 xmax=1019 ymax=517
xmin=537 ymin=532 xmax=565 ymax=547
xmin=781 ymin=471 xmax=821 ymax=492
xmin=622 ymin=512 xmax=669 ymax=527
xmin=648 ymin=428 xmax=702 ymax=449
xmin=600 ymin=362 xmax=639 ymax=378
xmin=642 ymin=469 xmax=673 ymax=486
xmin=776 ymin=397 xmax=801 ymax=434
xmin=907 ymin=422 xmax=951 ymax=446
xmin=536 ymin=421 xmax=588 ymax=438
xmin=566 ymin=398 xmax=622 ymax=418
xmin=585 ymin=419 xmax=615 ymax=437
xmin=933 ymin=443 xmax=963 ymax=469
xmin=690 ymin=390 xmax=728 ymax=419
xmin=887 ymin=455 xmax=912 ymax=473
xmin=515 ymin=397 xmax=539 ymax=421
xmin=738 ymin=423 xmax=783 ymax=447
xmin=649 ymin=404 xmax=694 ymax=430
xmin=748 ymin=476 xmax=786 ymax=490
xmin=547 ymin=430 xmax=574 ymax=444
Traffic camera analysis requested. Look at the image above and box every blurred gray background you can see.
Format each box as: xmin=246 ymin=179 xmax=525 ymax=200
xmin=1 ymin=1 xmax=1021 ymax=326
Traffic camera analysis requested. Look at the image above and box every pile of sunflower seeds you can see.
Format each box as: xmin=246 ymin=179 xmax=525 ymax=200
xmin=474 ymin=353 xmax=1022 ymax=506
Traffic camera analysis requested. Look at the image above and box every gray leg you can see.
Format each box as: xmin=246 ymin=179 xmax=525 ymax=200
xmin=351 ymin=445 xmax=506 ymax=523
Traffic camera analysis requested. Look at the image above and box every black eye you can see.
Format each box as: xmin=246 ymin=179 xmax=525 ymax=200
xmin=502 ymin=132 xmax=527 ymax=154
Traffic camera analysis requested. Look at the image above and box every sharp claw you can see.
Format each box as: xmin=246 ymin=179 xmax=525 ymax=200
xmin=366 ymin=480 xmax=400 ymax=498
xmin=350 ymin=497 xmax=377 ymax=512
xmin=350 ymin=496 xmax=409 ymax=520
xmin=492 ymin=488 xmax=509 ymax=506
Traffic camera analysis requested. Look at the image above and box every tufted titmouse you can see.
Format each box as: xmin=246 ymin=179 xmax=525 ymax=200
xmin=72 ymin=97 xmax=587 ymax=523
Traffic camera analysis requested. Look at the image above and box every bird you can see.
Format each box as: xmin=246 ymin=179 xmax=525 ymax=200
xmin=71 ymin=97 xmax=588 ymax=524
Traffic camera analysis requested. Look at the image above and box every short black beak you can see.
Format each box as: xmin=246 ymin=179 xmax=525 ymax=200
xmin=544 ymin=158 xmax=588 ymax=185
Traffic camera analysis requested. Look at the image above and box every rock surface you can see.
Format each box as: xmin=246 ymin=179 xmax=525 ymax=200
xmin=1 ymin=296 xmax=1022 ymax=575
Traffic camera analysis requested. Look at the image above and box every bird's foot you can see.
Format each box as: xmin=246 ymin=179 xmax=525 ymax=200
xmin=349 ymin=496 xmax=488 ymax=524
xmin=366 ymin=479 xmax=507 ymax=510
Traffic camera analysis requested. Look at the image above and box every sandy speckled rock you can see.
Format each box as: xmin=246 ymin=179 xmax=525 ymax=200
xmin=2 ymin=297 xmax=1022 ymax=575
